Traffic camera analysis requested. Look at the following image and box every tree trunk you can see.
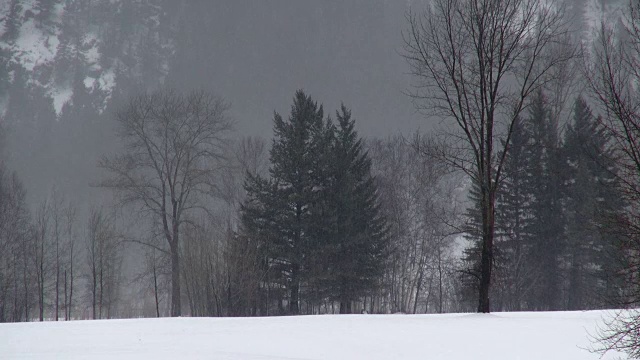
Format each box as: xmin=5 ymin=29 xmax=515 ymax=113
xmin=340 ymin=300 xmax=352 ymax=314
xmin=38 ymin=255 xmax=44 ymax=322
xmin=438 ymin=246 xmax=444 ymax=314
xmin=55 ymin=249 xmax=59 ymax=321
xmin=92 ymin=267 xmax=96 ymax=320
xmin=63 ymin=270 xmax=67 ymax=320
xmin=23 ymin=254 xmax=29 ymax=321
xmin=99 ymin=261 xmax=103 ymax=319
xmin=478 ymin=186 xmax=495 ymax=313
xmin=69 ymin=247 xmax=74 ymax=320
xmin=289 ymin=263 xmax=300 ymax=315
xmin=153 ymin=260 xmax=160 ymax=318
xmin=170 ymin=245 xmax=181 ymax=317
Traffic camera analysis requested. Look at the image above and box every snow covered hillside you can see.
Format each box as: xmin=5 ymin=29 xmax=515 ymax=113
xmin=0 ymin=311 xmax=628 ymax=359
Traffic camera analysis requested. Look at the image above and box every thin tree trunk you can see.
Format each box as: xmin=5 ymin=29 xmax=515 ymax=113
xmin=99 ymin=264 xmax=103 ymax=319
xmin=153 ymin=259 xmax=160 ymax=318
xmin=478 ymin=185 xmax=495 ymax=313
xmin=55 ymin=233 xmax=59 ymax=321
xmin=63 ymin=270 xmax=67 ymax=320
xmin=92 ymin=262 xmax=97 ymax=320
xmin=13 ymin=254 xmax=19 ymax=321
xmin=68 ymin=244 xmax=74 ymax=320
xmin=38 ymin=242 xmax=44 ymax=322
xmin=438 ymin=244 xmax=444 ymax=314
xmin=23 ymin=253 xmax=28 ymax=321
xmin=170 ymin=245 xmax=181 ymax=317
xmin=290 ymin=263 xmax=300 ymax=315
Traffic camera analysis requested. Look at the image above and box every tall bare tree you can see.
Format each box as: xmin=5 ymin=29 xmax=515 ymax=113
xmin=63 ymin=204 xmax=77 ymax=321
xmin=99 ymin=89 xmax=232 ymax=316
xmin=403 ymin=0 xmax=573 ymax=312
xmin=0 ymin=168 xmax=31 ymax=322
xmin=86 ymin=207 xmax=121 ymax=320
xmin=587 ymin=1 xmax=640 ymax=356
xmin=33 ymin=199 xmax=51 ymax=322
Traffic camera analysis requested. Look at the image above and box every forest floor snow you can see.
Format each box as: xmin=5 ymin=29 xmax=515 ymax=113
xmin=0 ymin=310 xmax=629 ymax=359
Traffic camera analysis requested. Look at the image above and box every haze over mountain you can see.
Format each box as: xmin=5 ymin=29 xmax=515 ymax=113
xmin=0 ymin=0 xmax=626 ymax=204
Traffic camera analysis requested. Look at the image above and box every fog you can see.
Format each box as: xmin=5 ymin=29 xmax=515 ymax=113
xmin=1 ymin=0 xmax=632 ymax=323
xmin=1 ymin=1 xmax=427 ymax=207
xmin=167 ymin=1 xmax=422 ymax=137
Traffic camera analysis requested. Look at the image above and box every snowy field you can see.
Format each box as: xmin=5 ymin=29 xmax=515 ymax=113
xmin=0 ymin=311 xmax=628 ymax=359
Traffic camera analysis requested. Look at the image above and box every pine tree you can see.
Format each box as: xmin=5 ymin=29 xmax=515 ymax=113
xmin=494 ymin=116 xmax=533 ymax=311
xmin=35 ymin=0 xmax=59 ymax=33
xmin=525 ymin=90 xmax=565 ymax=311
xmin=242 ymin=90 xmax=327 ymax=314
xmin=460 ymin=181 xmax=484 ymax=310
xmin=242 ymin=94 xmax=389 ymax=314
xmin=316 ymin=105 xmax=389 ymax=313
xmin=2 ymin=0 xmax=23 ymax=43
xmin=563 ymin=97 xmax=624 ymax=309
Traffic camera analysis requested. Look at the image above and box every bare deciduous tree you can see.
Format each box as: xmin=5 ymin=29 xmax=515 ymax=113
xmin=86 ymin=207 xmax=121 ymax=320
xmin=403 ymin=0 xmax=573 ymax=312
xmin=181 ymin=136 xmax=268 ymax=317
xmin=586 ymin=1 xmax=640 ymax=356
xmin=0 ymin=168 xmax=31 ymax=322
xmin=63 ymin=204 xmax=77 ymax=321
xmin=99 ymin=89 xmax=232 ymax=316
xmin=32 ymin=199 xmax=51 ymax=322
xmin=368 ymin=135 xmax=464 ymax=314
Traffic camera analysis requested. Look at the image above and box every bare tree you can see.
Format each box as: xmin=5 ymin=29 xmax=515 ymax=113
xmin=32 ymin=199 xmax=51 ymax=322
xmin=0 ymin=168 xmax=31 ymax=322
xmin=403 ymin=0 xmax=573 ymax=312
xmin=181 ymin=136 xmax=268 ymax=317
xmin=50 ymin=188 xmax=63 ymax=321
xmin=146 ymin=247 xmax=165 ymax=318
xmin=86 ymin=207 xmax=121 ymax=320
xmin=63 ymin=202 xmax=77 ymax=320
xmin=586 ymin=1 xmax=640 ymax=356
xmin=99 ymin=89 xmax=232 ymax=316
xmin=367 ymin=135 xmax=464 ymax=314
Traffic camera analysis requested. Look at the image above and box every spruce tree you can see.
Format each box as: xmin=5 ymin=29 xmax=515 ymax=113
xmin=563 ymin=97 xmax=624 ymax=309
xmin=2 ymin=0 xmax=23 ymax=43
xmin=494 ymin=116 xmax=533 ymax=311
xmin=318 ymin=105 xmax=389 ymax=313
xmin=524 ymin=90 xmax=565 ymax=311
xmin=242 ymin=94 xmax=389 ymax=314
xmin=242 ymin=90 xmax=327 ymax=314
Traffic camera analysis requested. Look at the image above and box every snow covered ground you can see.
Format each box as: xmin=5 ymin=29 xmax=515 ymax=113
xmin=0 ymin=311 xmax=628 ymax=359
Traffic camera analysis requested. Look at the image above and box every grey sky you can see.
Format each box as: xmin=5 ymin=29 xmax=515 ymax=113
xmin=179 ymin=1 xmax=426 ymax=137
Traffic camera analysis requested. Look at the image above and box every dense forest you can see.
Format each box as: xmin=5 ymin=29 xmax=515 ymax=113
xmin=0 ymin=6 xmax=638 ymax=355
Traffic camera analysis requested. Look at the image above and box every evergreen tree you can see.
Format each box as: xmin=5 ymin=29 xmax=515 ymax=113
xmin=460 ymin=181 xmax=484 ymax=310
xmin=462 ymin=91 xmax=567 ymax=312
xmin=563 ymin=97 xmax=624 ymax=309
xmin=242 ymin=90 xmax=327 ymax=314
xmin=35 ymin=0 xmax=59 ymax=33
xmin=2 ymin=0 xmax=23 ymax=43
xmin=524 ymin=90 xmax=566 ymax=311
xmin=0 ymin=44 xmax=12 ymax=100
xmin=242 ymin=93 xmax=389 ymax=314
xmin=315 ymin=105 xmax=389 ymax=313
xmin=494 ymin=116 xmax=533 ymax=311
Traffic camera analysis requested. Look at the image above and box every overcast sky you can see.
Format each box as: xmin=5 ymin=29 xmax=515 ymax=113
xmin=177 ymin=1 xmax=428 ymax=138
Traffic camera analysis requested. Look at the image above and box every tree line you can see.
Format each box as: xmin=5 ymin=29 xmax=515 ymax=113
xmin=461 ymin=93 xmax=625 ymax=312
xmin=0 ymin=7 xmax=639 ymax=359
